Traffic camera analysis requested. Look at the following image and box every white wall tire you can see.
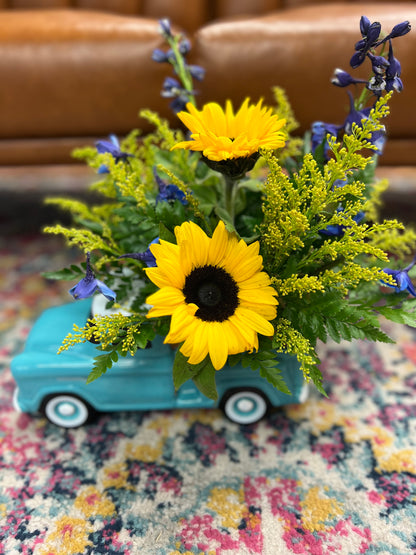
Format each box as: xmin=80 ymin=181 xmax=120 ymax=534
xmin=222 ymin=389 xmax=269 ymax=425
xmin=43 ymin=395 xmax=91 ymax=428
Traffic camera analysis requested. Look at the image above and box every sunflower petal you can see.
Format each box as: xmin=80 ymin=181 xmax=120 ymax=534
xmin=146 ymin=287 xmax=185 ymax=318
xmin=236 ymin=306 xmax=275 ymax=337
xmin=171 ymin=98 xmax=286 ymax=161
xmin=176 ymin=221 xmax=210 ymax=271
xmin=208 ymin=220 xmax=230 ymax=265
xmin=165 ymin=303 xmax=198 ymax=344
xmin=207 ymin=322 xmax=229 ymax=370
xmin=183 ymin=320 xmax=209 ymax=364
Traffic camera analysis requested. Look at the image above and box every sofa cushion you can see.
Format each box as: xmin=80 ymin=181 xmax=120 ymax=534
xmin=0 ymin=10 xmax=175 ymax=139
xmin=193 ymin=3 xmax=416 ymax=164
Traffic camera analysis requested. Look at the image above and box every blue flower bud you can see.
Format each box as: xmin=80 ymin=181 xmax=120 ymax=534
xmin=187 ymin=64 xmax=205 ymax=82
xmin=179 ymin=39 xmax=191 ymax=55
xmin=161 ymin=77 xmax=181 ymax=98
xmin=119 ymin=239 xmax=159 ymax=268
xmin=389 ymin=20 xmax=411 ymax=39
xmin=159 ymin=18 xmax=172 ymax=38
xmin=386 ymin=41 xmax=403 ymax=92
xmin=152 ymin=48 xmax=169 ymax=63
xmin=331 ymin=68 xmax=367 ymax=87
xmin=360 ymin=16 xmax=371 ymax=35
xmin=367 ymin=53 xmax=389 ymax=75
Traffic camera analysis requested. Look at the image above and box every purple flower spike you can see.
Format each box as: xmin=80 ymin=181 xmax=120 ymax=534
xmin=382 ymin=256 xmax=416 ymax=296
xmin=367 ymin=53 xmax=389 ymax=75
xmin=159 ymin=18 xmax=172 ymax=38
xmin=351 ymin=17 xmax=381 ymax=68
xmin=170 ymin=96 xmax=190 ymax=114
xmin=152 ymin=48 xmax=170 ymax=63
xmin=179 ymin=39 xmax=191 ymax=55
xmin=97 ymin=164 xmax=110 ymax=174
xmin=331 ymin=68 xmax=367 ymax=87
xmin=95 ymin=134 xmax=132 ymax=173
xmin=69 ymin=253 xmax=116 ymax=302
xmin=161 ymin=77 xmax=182 ymax=98
xmin=95 ymin=134 xmax=133 ymax=167
xmin=386 ymin=41 xmax=403 ymax=92
xmin=367 ymin=74 xmax=386 ymax=96
xmin=365 ymin=21 xmax=382 ymax=44
xmin=388 ymin=20 xmax=411 ymax=40
xmin=119 ymin=238 xmax=159 ymax=268
xmin=343 ymin=92 xmax=386 ymax=153
xmin=154 ymin=168 xmax=187 ymax=205
xmin=319 ymin=210 xmax=365 ymax=237
xmin=311 ymin=121 xmax=339 ymax=160
xmin=161 ymin=77 xmax=194 ymax=113
xmin=187 ymin=64 xmax=206 ymax=82
xmin=96 ymin=134 xmax=121 ymax=157
xmin=360 ymin=15 xmax=371 ymax=35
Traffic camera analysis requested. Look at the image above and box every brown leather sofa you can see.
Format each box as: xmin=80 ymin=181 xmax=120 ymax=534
xmin=0 ymin=0 xmax=415 ymax=201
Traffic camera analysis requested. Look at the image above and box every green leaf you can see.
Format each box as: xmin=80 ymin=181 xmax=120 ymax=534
xmin=193 ymin=361 xmax=218 ymax=401
xmin=377 ymin=306 xmax=416 ymax=327
xmin=325 ymin=319 xmax=342 ymax=343
xmin=238 ymin=178 xmax=262 ymax=192
xmin=214 ymin=206 xmax=235 ymax=232
xmin=172 ymin=350 xmax=218 ymax=400
xmin=42 ymin=265 xmax=85 ymax=281
xmin=86 ymin=352 xmax=114 ymax=384
xmin=158 ymin=221 xmax=176 ymax=243
xmin=192 ymin=183 xmax=218 ymax=205
xmin=259 ymin=365 xmax=291 ymax=395
xmin=172 ymin=349 xmax=206 ymax=390
xmin=308 ymin=364 xmax=327 ymax=396
xmin=236 ymin=348 xmax=292 ymax=395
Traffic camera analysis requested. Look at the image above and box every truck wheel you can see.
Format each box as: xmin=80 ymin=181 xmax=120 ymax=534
xmin=42 ymin=394 xmax=94 ymax=428
xmin=221 ymin=389 xmax=269 ymax=425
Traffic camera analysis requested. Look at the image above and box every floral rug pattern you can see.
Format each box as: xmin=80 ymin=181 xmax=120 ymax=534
xmin=1 ymin=234 xmax=416 ymax=554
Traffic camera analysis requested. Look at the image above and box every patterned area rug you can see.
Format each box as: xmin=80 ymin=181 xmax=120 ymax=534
xmin=1 ymin=233 xmax=416 ymax=555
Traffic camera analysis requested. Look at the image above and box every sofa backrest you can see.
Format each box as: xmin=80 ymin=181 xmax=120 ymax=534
xmin=2 ymin=0 xmax=415 ymax=33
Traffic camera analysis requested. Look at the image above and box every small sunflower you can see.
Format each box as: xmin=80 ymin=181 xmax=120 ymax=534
xmin=171 ymin=98 xmax=286 ymax=164
xmin=145 ymin=220 xmax=278 ymax=370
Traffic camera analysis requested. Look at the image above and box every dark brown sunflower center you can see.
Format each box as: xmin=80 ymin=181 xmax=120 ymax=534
xmin=201 ymin=152 xmax=260 ymax=180
xmin=183 ymin=265 xmax=239 ymax=322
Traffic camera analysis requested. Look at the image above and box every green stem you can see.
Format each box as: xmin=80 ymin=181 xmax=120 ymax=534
xmin=356 ymin=87 xmax=372 ymax=111
xmin=224 ymin=175 xmax=239 ymax=225
xmin=168 ymin=36 xmax=196 ymax=107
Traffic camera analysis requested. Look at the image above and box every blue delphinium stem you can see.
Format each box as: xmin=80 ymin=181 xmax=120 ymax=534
xmin=153 ymin=19 xmax=205 ymax=111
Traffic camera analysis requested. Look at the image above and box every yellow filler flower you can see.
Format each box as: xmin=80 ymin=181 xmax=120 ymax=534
xmin=171 ymin=98 xmax=286 ymax=162
xmin=145 ymin=220 xmax=278 ymax=370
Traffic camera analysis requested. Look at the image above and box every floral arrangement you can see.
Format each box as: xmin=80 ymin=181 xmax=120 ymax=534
xmin=44 ymin=16 xmax=415 ymax=400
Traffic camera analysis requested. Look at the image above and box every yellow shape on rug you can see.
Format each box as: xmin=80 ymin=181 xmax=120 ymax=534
xmin=300 ymin=486 xmax=343 ymax=532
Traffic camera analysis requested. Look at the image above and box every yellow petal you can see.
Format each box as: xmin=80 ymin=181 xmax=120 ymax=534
xmin=183 ymin=320 xmax=209 ymax=364
xmin=208 ymin=220 xmax=230 ymax=266
xmin=146 ymin=287 xmax=185 ymax=318
xmin=235 ymin=306 xmax=275 ymax=337
xmin=176 ymin=221 xmax=210 ymax=272
xmin=207 ymin=322 xmax=229 ymax=370
xmin=165 ymin=303 xmax=198 ymax=344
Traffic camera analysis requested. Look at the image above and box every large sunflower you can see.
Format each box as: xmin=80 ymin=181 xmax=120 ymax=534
xmin=145 ymin=220 xmax=278 ymax=370
xmin=171 ymin=98 xmax=286 ymax=163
